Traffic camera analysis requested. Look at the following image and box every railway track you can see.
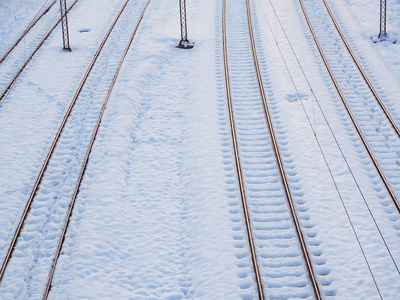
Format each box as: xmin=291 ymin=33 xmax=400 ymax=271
xmin=0 ymin=0 xmax=151 ymax=297
xmin=1 ymin=0 xmax=398 ymax=298
xmin=0 ymin=0 xmax=78 ymax=103
xmin=299 ymin=0 xmax=400 ymax=214
xmin=0 ymin=0 xmax=57 ymax=64
xmin=223 ymin=0 xmax=321 ymax=298
xmin=252 ymin=0 xmax=400 ymax=296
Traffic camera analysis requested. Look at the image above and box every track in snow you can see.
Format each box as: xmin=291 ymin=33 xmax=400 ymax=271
xmin=267 ymin=0 xmax=400 ymax=297
xmin=0 ymin=0 xmax=79 ymax=103
xmin=0 ymin=0 xmax=57 ymax=64
xmin=223 ymin=0 xmax=322 ymax=298
xmin=0 ymin=0 xmax=151 ymax=297
xmin=299 ymin=0 xmax=400 ymax=213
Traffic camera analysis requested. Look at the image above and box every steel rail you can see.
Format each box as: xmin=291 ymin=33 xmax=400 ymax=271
xmin=298 ymin=0 xmax=400 ymax=214
xmin=0 ymin=0 xmax=78 ymax=103
xmin=0 ymin=0 xmax=132 ymax=282
xmin=43 ymin=1 xmax=152 ymax=297
xmin=222 ymin=0 xmax=264 ymax=299
xmin=245 ymin=0 xmax=322 ymax=298
xmin=0 ymin=0 xmax=57 ymax=64
xmin=321 ymin=0 xmax=400 ymax=138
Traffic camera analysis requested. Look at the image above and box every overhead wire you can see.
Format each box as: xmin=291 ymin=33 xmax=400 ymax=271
xmin=259 ymin=0 xmax=400 ymax=277
xmin=255 ymin=0 xmax=400 ymax=296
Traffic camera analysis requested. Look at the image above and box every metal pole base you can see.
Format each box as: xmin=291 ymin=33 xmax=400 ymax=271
xmin=177 ymin=39 xmax=194 ymax=49
xmin=63 ymin=47 xmax=72 ymax=52
xmin=371 ymin=34 xmax=396 ymax=44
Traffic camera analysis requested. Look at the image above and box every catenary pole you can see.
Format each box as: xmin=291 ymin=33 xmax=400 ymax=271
xmin=177 ymin=0 xmax=193 ymax=49
xmin=60 ymin=0 xmax=71 ymax=51
xmin=378 ymin=0 xmax=387 ymax=39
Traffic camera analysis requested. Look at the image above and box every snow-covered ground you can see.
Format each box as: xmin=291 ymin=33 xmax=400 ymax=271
xmin=1 ymin=0 xmax=400 ymax=298
xmin=253 ymin=0 xmax=400 ymax=298
xmin=0 ymin=0 xmax=56 ymax=56
xmin=0 ymin=0 xmax=63 ymax=92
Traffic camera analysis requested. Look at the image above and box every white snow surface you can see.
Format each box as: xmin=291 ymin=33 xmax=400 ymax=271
xmin=0 ymin=0 xmax=400 ymax=299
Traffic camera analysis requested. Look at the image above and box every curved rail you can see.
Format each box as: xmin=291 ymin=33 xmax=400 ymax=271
xmin=0 ymin=0 xmax=132 ymax=283
xmin=43 ymin=1 xmax=152 ymax=297
xmin=245 ymin=0 xmax=322 ymax=298
xmin=222 ymin=0 xmax=264 ymax=299
xmin=0 ymin=0 xmax=78 ymax=103
xmin=223 ymin=0 xmax=322 ymax=298
xmin=298 ymin=0 xmax=400 ymax=214
xmin=321 ymin=0 xmax=400 ymax=139
xmin=0 ymin=0 xmax=57 ymax=64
